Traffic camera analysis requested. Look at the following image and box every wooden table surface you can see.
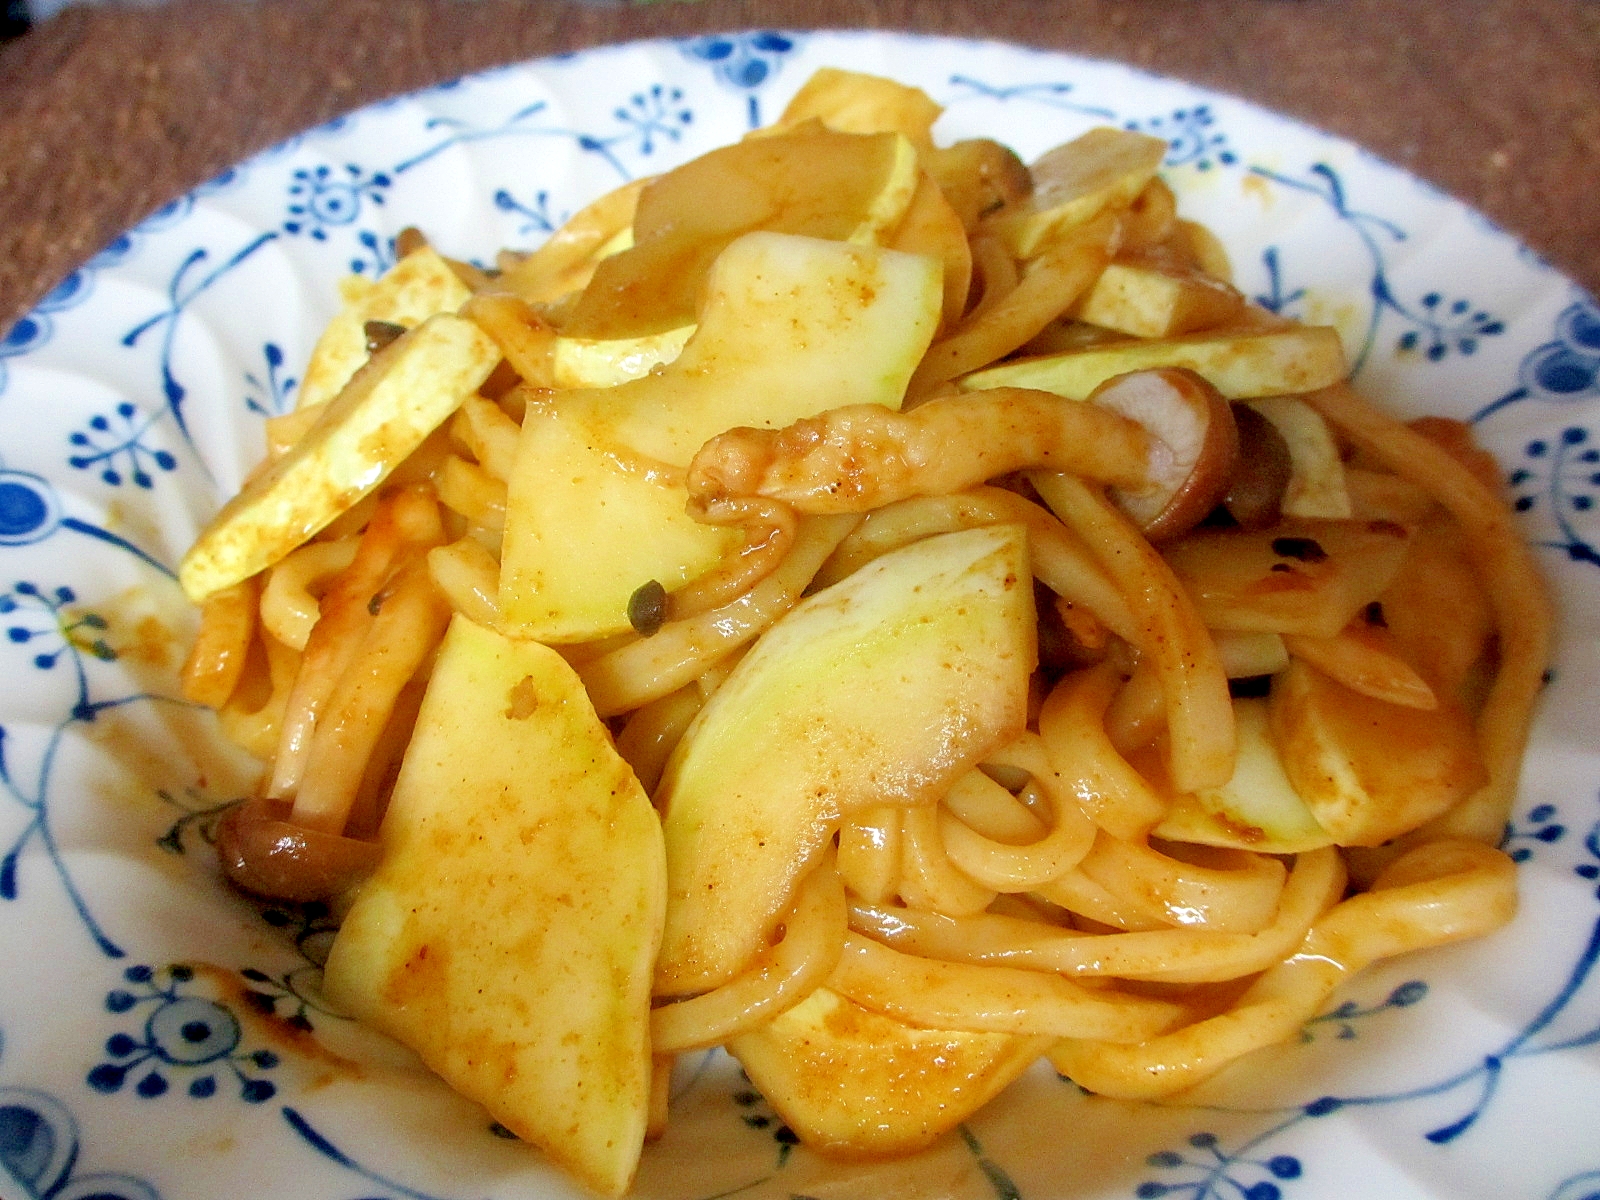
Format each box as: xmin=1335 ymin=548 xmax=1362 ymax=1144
xmin=0 ymin=0 xmax=1595 ymax=335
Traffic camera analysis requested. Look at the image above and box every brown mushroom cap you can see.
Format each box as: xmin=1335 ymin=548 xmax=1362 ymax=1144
xmin=1087 ymin=367 xmax=1240 ymax=540
xmin=1223 ymin=402 xmax=1295 ymax=529
xmin=215 ymin=797 xmax=381 ymax=903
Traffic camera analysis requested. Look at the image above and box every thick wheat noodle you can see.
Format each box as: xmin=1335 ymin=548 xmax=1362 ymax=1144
xmin=815 ymin=487 xmax=1139 ymax=641
xmin=940 ymin=769 xmax=1040 ymax=847
xmin=577 ymin=513 xmax=859 ymax=718
xmin=937 ymin=740 xmax=1096 ymax=891
xmin=1103 ymin=632 xmax=1294 ymax=753
xmin=1120 ymin=178 xmax=1180 ymax=251
xmin=897 ymin=803 xmax=998 ymax=916
xmin=613 ymin=685 xmax=704 ymax=795
xmin=645 ymin=1055 xmax=673 ymax=1144
xmin=289 ymin=559 xmax=453 ymax=834
xmin=937 ymin=790 xmax=1094 ymax=892
xmin=829 ymin=932 xmax=1185 ymax=1042
xmin=180 ymin=577 xmax=260 ymax=708
xmin=1034 ymin=866 xmax=1176 ymax=933
xmin=666 ymin=496 xmax=798 ymax=620
xmin=1031 ymin=470 xmax=1235 ymax=793
xmin=216 ymin=632 xmax=300 ymax=761
xmin=434 ymin=454 xmax=508 ymax=530
xmin=1079 ymin=834 xmax=1288 ymax=934
xmin=260 ymin=540 xmax=359 ymax=652
xmin=452 ymin=394 xmax=523 ymax=482
xmin=1037 ymin=662 xmax=1168 ymax=839
xmin=1047 ymin=840 xmax=1518 ymax=1099
xmin=849 ymin=845 xmax=1343 ymax=984
xmin=426 ymin=538 xmax=501 ymax=628
xmin=686 ymin=386 xmax=1152 ymax=515
xmin=837 ymin=804 xmax=904 ymax=906
xmin=343 ymin=678 xmax=428 ymax=841
xmin=1101 ymin=659 xmax=1166 ymax=755
xmin=650 ymin=862 xmax=846 ymax=1053
xmin=944 ymin=767 xmax=1048 ymax=843
xmin=986 ymin=731 xmax=1102 ymax=832
xmin=907 ymin=212 xmax=1120 ymax=395
xmin=1304 ymin=382 xmax=1553 ymax=843
xmin=267 ymin=487 xmax=444 ymax=799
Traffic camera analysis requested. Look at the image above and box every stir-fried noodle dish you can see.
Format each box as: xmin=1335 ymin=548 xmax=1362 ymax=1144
xmin=177 ymin=69 xmax=1552 ymax=1196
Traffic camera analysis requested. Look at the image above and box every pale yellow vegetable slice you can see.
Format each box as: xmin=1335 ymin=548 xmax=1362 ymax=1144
xmin=654 ymin=525 xmax=1035 ymax=995
xmin=1161 ymin=517 xmax=1411 ymax=639
xmin=1269 ymin=658 xmax=1487 ymax=847
xmin=549 ymin=323 xmax=695 ymax=387
xmin=180 ymin=313 xmax=500 ymax=600
xmin=561 ymin=125 xmax=921 ymax=340
xmin=499 ymin=232 xmax=942 ymax=643
xmin=1245 ymin=396 xmax=1352 ymax=519
xmin=728 ymin=986 xmax=1050 ymax=1157
xmin=1283 ymin=621 xmax=1438 ymax=709
xmin=498 ymin=397 xmax=740 ymax=640
xmin=495 ymin=177 xmax=646 ymax=305
xmin=772 ymin=66 xmax=944 ymax=147
xmin=1071 ymin=257 xmax=1245 ymax=338
xmin=323 ymin=616 xmax=665 ymax=1197
xmin=888 ymin=170 xmax=975 ymax=330
xmin=296 ymin=246 xmax=474 ymax=410
xmin=1154 ymin=698 xmax=1334 ymax=854
xmin=983 ymin=126 xmax=1168 ymax=259
xmin=957 ymin=324 xmax=1348 ymax=401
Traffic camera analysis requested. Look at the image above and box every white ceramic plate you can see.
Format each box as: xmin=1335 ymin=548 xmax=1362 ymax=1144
xmin=1 ymin=29 xmax=1597 ymax=1200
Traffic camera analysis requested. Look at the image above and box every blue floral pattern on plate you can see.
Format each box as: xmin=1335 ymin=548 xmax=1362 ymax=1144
xmin=0 ymin=30 xmax=1595 ymax=1200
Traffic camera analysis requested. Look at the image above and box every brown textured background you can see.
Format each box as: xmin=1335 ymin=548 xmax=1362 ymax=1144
xmin=0 ymin=0 xmax=1596 ymax=335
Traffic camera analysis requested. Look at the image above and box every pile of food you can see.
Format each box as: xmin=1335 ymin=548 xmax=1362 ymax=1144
xmin=177 ymin=68 xmax=1551 ymax=1197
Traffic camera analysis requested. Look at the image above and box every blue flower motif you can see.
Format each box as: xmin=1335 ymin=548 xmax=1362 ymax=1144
xmin=1394 ymin=291 xmax=1505 ymax=361
xmin=1251 ymin=163 xmax=1505 ymax=374
xmin=1475 ymin=296 xmax=1600 ymax=421
xmin=67 ymin=401 xmax=178 ymax=489
xmin=731 ymin=1083 xmax=800 ymax=1165
xmin=154 ymin=787 xmax=238 ymax=858
xmin=0 ymin=257 xmax=103 ymax=394
xmin=682 ymin=31 xmax=797 ymax=90
xmin=1509 ymin=425 xmax=1600 ymax=569
xmin=0 ymin=582 xmax=113 ymax=672
xmin=236 ymin=900 xmax=348 ymax=1033
xmin=1504 ymin=802 xmax=1567 ymax=863
xmin=1126 ymin=105 xmax=1237 ymax=171
xmin=283 ymin=162 xmax=393 ymax=241
xmin=1139 ymin=1130 xmax=1302 ymax=1200
xmin=1522 ymin=302 xmax=1600 ymax=400
xmin=347 ymin=228 xmax=397 ymax=277
xmin=603 ymin=83 xmax=694 ymax=157
xmin=681 ymin=31 xmax=799 ymax=126
xmin=90 ymin=964 xmax=278 ymax=1104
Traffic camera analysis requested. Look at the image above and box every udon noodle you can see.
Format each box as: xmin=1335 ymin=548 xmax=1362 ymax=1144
xmin=178 ymin=68 xmax=1549 ymax=1196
